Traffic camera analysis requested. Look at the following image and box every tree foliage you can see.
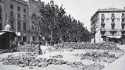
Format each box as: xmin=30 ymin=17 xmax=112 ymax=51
xmin=39 ymin=1 xmax=91 ymax=44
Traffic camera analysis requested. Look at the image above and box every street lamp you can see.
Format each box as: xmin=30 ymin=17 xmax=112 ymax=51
xmin=38 ymin=34 xmax=42 ymax=54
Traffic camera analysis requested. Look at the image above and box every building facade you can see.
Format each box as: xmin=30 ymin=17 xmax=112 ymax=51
xmin=91 ymin=8 xmax=125 ymax=43
xmin=0 ymin=0 xmax=30 ymax=43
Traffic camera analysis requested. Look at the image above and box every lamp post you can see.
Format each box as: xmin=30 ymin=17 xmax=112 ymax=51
xmin=38 ymin=34 xmax=42 ymax=54
xmin=16 ymin=32 xmax=21 ymax=51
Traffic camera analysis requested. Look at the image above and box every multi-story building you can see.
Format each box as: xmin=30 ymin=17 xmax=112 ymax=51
xmin=0 ymin=0 xmax=30 ymax=43
xmin=91 ymin=8 xmax=125 ymax=43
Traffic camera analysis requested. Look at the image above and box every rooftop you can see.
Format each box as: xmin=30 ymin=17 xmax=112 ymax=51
xmin=91 ymin=8 xmax=125 ymax=21
xmin=12 ymin=0 xmax=28 ymax=6
xmin=98 ymin=8 xmax=125 ymax=12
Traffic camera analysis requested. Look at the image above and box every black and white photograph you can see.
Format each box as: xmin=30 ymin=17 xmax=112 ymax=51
xmin=0 ymin=0 xmax=125 ymax=70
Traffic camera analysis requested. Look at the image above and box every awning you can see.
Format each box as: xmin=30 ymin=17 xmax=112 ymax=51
xmin=0 ymin=30 xmax=17 ymax=37
xmin=107 ymin=36 xmax=121 ymax=39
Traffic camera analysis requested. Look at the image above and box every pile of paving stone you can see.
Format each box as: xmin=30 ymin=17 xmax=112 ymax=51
xmin=83 ymin=64 xmax=104 ymax=70
xmin=0 ymin=52 xmax=106 ymax=70
xmin=17 ymin=44 xmax=40 ymax=53
xmin=1 ymin=53 xmax=68 ymax=67
xmin=54 ymin=42 xmax=122 ymax=51
xmin=80 ymin=51 xmax=119 ymax=63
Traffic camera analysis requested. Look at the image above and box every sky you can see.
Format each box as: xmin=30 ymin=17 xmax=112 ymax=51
xmin=39 ymin=0 xmax=125 ymax=31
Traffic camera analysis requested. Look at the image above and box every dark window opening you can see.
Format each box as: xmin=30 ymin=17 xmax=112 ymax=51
xmin=110 ymin=31 xmax=116 ymax=35
xmin=23 ymin=36 xmax=26 ymax=42
xmin=101 ymin=14 xmax=105 ymax=21
xmin=17 ymin=6 xmax=21 ymax=11
xmin=10 ymin=4 xmax=14 ymax=9
xmin=122 ymin=18 xmax=125 ymax=22
xmin=101 ymin=23 xmax=105 ymax=28
xmin=111 ymin=18 xmax=115 ymax=22
xmin=24 ymin=8 xmax=26 ymax=13
xmin=111 ymin=13 xmax=115 ymax=21
xmin=10 ymin=20 xmax=14 ymax=30
xmin=17 ymin=21 xmax=21 ymax=32
xmin=122 ymin=31 xmax=125 ymax=35
xmin=121 ymin=24 xmax=125 ymax=29
xmin=17 ymin=14 xmax=20 ymax=18
xmin=111 ymin=23 xmax=115 ymax=29
xmin=122 ymin=13 xmax=125 ymax=16
xmin=33 ymin=36 xmax=35 ymax=41
xmin=23 ymin=22 xmax=26 ymax=32
xmin=101 ymin=31 xmax=105 ymax=35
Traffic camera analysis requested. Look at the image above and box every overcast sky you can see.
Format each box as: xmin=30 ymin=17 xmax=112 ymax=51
xmin=40 ymin=0 xmax=125 ymax=30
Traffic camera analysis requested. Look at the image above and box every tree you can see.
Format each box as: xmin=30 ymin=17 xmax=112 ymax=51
xmin=39 ymin=1 xmax=91 ymax=45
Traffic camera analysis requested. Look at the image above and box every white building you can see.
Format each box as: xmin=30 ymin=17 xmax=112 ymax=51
xmin=91 ymin=8 xmax=125 ymax=43
xmin=0 ymin=0 xmax=30 ymax=43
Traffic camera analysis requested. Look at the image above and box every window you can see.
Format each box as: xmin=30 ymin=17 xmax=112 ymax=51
xmin=111 ymin=13 xmax=115 ymax=17
xmin=122 ymin=18 xmax=125 ymax=22
xmin=110 ymin=31 xmax=116 ymax=35
xmin=101 ymin=23 xmax=105 ymax=28
xmin=23 ymin=36 xmax=26 ymax=42
xmin=10 ymin=20 xmax=14 ymax=30
xmin=111 ymin=23 xmax=115 ymax=29
xmin=10 ymin=4 xmax=14 ymax=9
xmin=9 ymin=11 xmax=15 ymax=30
xmin=33 ymin=36 xmax=35 ymax=41
xmin=101 ymin=31 xmax=105 ymax=36
xmin=17 ymin=6 xmax=21 ymax=11
xmin=23 ymin=15 xmax=26 ymax=20
xmin=24 ymin=8 xmax=26 ymax=13
xmin=17 ymin=20 xmax=21 ymax=32
xmin=121 ymin=24 xmax=125 ymax=29
xmin=122 ymin=13 xmax=125 ymax=17
xmin=122 ymin=13 xmax=125 ymax=22
xmin=10 ymin=11 xmax=14 ymax=17
xmin=17 ymin=14 xmax=20 ymax=18
xmin=101 ymin=14 xmax=105 ymax=21
xmin=122 ymin=31 xmax=125 ymax=35
xmin=111 ymin=13 xmax=115 ymax=22
xmin=23 ymin=22 xmax=26 ymax=32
